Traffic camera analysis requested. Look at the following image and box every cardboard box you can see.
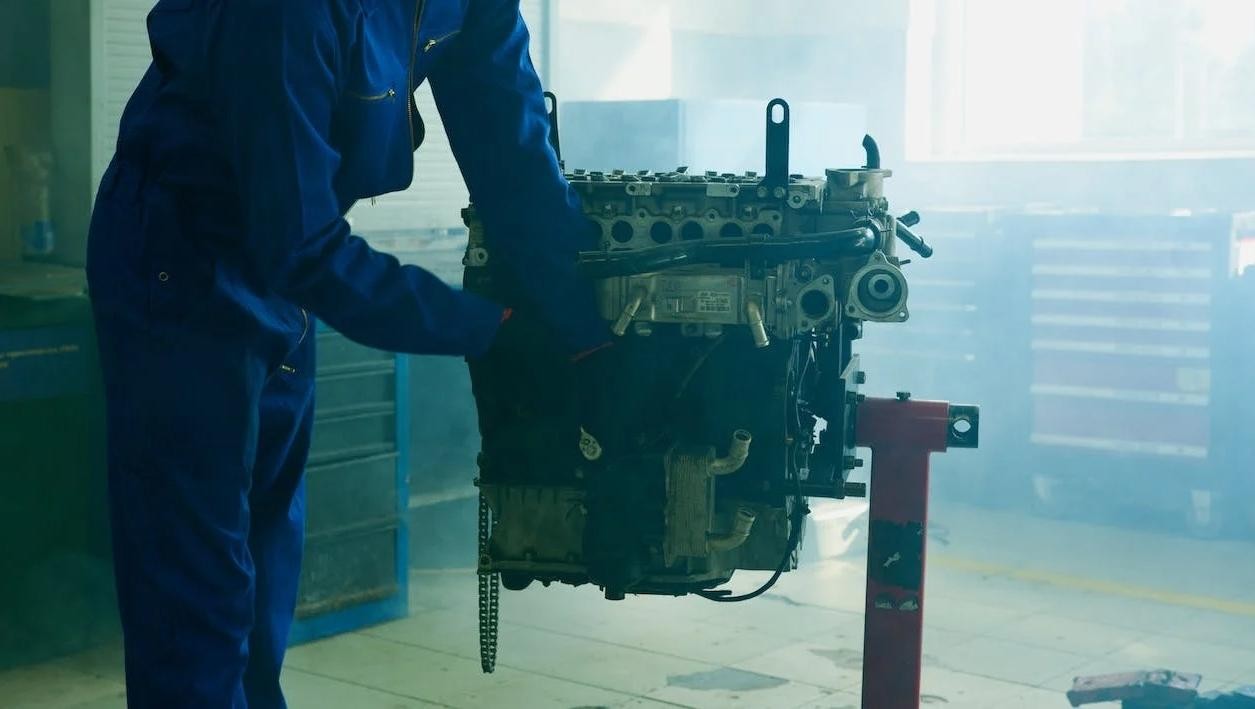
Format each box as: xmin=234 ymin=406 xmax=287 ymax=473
xmin=0 ymin=88 xmax=52 ymax=261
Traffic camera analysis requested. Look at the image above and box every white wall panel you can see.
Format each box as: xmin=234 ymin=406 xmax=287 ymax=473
xmin=91 ymin=0 xmax=155 ymax=191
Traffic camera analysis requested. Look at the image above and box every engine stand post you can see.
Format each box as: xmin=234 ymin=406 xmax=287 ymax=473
xmin=854 ymin=395 xmax=978 ymax=709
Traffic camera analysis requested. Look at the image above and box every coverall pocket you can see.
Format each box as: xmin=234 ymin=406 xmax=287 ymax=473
xmin=417 ymin=0 xmax=467 ymax=62
xmin=335 ymin=85 xmax=414 ymax=193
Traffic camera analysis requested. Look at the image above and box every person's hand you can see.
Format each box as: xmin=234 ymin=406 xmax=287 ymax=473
xmin=468 ymin=308 xmax=562 ymax=443
xmin=478 ymin=307 xmax=561 ymax=372
xmin=477 ymin=307 xmax=630 ymax=466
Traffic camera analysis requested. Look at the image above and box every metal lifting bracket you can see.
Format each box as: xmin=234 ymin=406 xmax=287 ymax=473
xmin=759 ymin=98 xmax=791 ymax=195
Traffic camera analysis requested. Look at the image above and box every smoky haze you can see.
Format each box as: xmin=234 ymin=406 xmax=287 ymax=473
xmin=1 ymin=0 xmax=1253 ymax=703
xmin=545 ymin=0 xmax=1255 ymax=676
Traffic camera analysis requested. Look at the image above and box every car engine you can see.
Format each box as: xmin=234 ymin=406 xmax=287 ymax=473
xmin=462 ymin=98 xmax=937 ymax=668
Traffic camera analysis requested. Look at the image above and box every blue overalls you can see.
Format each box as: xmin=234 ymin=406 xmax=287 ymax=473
xmin=86 ymin=1 xmax=607 ymax=706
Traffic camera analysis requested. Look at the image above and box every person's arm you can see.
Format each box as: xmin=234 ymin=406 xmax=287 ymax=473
xmin=428 ymin=0 xmax=611 ymax=356
xmin=211 ymin=0 xmax=503 ymax=356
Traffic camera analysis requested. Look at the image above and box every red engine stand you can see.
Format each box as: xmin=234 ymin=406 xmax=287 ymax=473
xmin=855 ymin=395 xmax=978 ymax=709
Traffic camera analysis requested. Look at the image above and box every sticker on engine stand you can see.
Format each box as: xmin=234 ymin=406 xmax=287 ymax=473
xmin=868 ymin=520 xmax=925 ymax=591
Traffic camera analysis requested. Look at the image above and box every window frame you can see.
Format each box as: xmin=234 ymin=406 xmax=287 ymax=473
xmin=905 ymin=0 xmax=1255 ymax=163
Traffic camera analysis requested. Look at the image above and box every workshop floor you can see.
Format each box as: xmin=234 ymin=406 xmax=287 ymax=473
xmin=5 ymin=500 xmax=1255 ymax=708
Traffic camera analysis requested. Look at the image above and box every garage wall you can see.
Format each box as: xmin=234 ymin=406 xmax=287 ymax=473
xmin=0 ymin=0 xmax=51 ymax=89
xmin=551 ymin=0 xmax=910 ymax=167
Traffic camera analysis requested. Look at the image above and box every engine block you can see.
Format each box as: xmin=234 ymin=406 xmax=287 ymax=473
xmin=463 ymin=99 xmax=930 ymax=602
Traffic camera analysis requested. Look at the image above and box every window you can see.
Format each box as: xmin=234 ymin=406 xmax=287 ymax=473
xmin=906 ymin=0 xmax=1255 ymax=160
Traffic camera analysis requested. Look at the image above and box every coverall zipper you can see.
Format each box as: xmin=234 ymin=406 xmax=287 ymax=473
xmin=407 ymin=0 xmax=427 ymax=152
xmin=347 ymin=87 xmax=397 ymax=101
xmin=424 ymin=30 xmax=461 ymax=52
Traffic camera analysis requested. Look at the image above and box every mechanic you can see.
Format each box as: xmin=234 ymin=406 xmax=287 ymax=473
xmin=86 ymin=1 xmax=610 ymax=706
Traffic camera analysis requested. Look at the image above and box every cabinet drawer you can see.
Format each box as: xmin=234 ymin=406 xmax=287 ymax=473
xmin=297 ymin=522 xmax=401 ymax=618
xmin=309 ymin=407 xmax=396 ymax=465
xmin=316 ymin=331 xmax=394 ymax=372
xmin=316 ymin=369 xmax=396 ymax=415
xmin=305 ymin=453 xmax=400 ymax=535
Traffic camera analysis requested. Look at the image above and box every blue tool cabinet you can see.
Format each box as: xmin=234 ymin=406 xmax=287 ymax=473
xmin=289 ymin=324 xmax=410 ymax=644
xmin=996 ymin=210 xmax=1243 ymax=534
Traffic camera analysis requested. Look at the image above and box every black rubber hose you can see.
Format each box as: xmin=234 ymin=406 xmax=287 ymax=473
xmin=694 ymin=480 xmax=809 ymax=603
xmin=862 ymin=134 xmax=881 ymax=169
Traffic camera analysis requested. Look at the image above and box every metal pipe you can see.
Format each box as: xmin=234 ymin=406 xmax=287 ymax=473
xmin=711 ymin=429 xmax=753 ymax=476
xmin=745 ymin=300 xmax=770 ymax=349
xmin=612 ymin=287 xmax=647 ymax=336
xmin=895 ymin=220 xmax=934 ymax=259
xmin=578 ymin=228 xmax=876 ymax=278
xmin=708 ymin=507 xmax=758 ymax=552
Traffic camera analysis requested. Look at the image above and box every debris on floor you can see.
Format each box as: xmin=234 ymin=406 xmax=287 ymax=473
xmin=1067 ymin=670 xmax=1200 ymax=706
xmin=1197 ymin=686 xmax=1255 ymax=708
xmin=1067 ymin=670 xmax=1255 ymax=708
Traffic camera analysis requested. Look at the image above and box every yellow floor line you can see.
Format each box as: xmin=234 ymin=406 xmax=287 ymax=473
xmin=932 ymin=554 xmax=1255 ymax=618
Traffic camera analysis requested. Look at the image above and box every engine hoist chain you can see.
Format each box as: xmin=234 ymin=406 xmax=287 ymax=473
xmin=477 ymin=488 xmax=500 ymax=673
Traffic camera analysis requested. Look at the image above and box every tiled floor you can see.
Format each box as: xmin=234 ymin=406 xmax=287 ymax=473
xmin=4 ymin=501 xmax=1254 ymax=708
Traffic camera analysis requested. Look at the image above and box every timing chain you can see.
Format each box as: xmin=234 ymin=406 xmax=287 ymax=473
xmin=477 ymin=489 xmax=500 ymax=673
